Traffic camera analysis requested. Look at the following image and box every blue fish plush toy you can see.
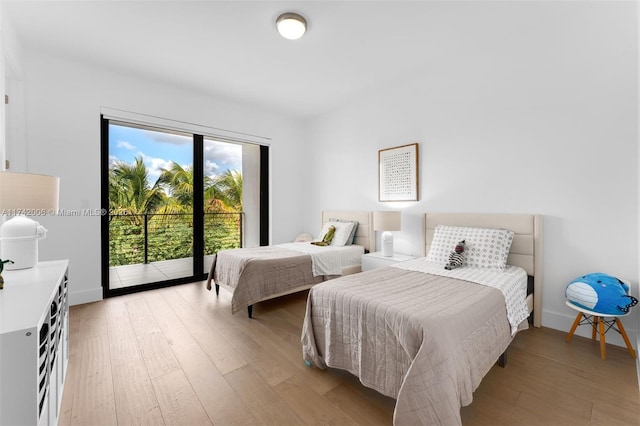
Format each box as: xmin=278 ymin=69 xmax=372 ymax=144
xmin=565 ymin=273 xmax=638 ymax=315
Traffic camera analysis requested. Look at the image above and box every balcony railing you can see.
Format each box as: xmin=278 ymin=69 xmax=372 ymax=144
xmin=109 ymin=212 xmax=243 ymax=267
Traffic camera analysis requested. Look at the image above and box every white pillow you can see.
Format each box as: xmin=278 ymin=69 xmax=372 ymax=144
xmin=426 ymin=225 xmax=514 ymax=270
xmin=328 ymin=218 xmax=359 ymax=245
xmin=317 ymin=221 xmax=355 ymax=247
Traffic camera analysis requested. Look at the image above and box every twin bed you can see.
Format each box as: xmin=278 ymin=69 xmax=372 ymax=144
xmin=207 ymin=211 xmax=542 ymax=425
xmin=301 ymin=212 xmax=542 ymax=425
xmin=206 ymin=211 xmax=374 ymax=317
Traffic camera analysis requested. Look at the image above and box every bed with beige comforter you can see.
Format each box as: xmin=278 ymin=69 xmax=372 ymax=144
xmin=207 ymin=243 xmax=364 ymax=314
xmin=301 ymin=260 xmax=529 ymax=425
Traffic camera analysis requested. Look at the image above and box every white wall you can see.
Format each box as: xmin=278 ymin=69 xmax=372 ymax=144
xmin=1 ymin=2 xmax=27 ymax=172
xmin=20 ymin=51 xmax=307 ymax=305
xmin=303 ymin=1 xmax=639 ymax=346
xmin=0 ymin=2 xmax=4 ymax=172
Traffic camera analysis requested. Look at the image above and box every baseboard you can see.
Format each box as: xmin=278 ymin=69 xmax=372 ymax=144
xmin=543 ymin=310 xmax=638 ymax=349
xmin=69 ymin=287 xmax=103 ymax=306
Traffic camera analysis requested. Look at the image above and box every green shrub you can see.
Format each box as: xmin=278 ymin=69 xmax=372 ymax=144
xmin=109 ymin=213 xmax=242 ymax=266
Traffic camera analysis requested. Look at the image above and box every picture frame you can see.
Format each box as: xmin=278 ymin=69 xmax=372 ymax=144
xmin=378 ymin=143 xmax=419 ymax=202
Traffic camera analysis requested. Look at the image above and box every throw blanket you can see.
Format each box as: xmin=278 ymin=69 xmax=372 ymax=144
xmin=207 ymin=245 xmax=325 ymax=313
xmin=392 ymin=260 xmax=529 ymax=335
xmin=301 ymin=266 xmax=528 ymax=425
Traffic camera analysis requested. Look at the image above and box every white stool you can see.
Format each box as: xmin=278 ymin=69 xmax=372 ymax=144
xmin=565 ymin=300 xmax=636 ymax=360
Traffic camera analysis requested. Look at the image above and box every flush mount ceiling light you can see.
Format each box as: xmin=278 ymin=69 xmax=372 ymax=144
xmin=276 ymin=12 xmax=307 ymax=40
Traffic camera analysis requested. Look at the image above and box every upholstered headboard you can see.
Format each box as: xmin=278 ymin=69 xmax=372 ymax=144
xmin=321 ymin=211 xmax=374 ymax=253
xmin=425 ymin=213 xmax=542 ymax=327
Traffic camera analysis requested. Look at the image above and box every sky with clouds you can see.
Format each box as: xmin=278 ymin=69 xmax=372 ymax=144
xmin=108 ymin=124 xmax=242 ymax=185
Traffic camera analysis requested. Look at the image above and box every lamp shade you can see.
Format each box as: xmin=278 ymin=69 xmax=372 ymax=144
xmin=0 ymin=172 xmax=59 ymax=212
xmin=0 ymin=172 xmax=60 ymax=270
xmin=373 ymin=211 xmax=401 ymax=232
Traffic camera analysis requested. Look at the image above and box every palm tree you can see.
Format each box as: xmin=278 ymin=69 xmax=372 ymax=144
xmin=108 ymin=158 xmax=244 ymax=265
xmin=154 ymin=163 xmax=243 ymax=214
xmin=109 ymin=156 xmax=166 ymax=225
xmin=204 ymin=176 xmax=222 ymax=206
xmin=158 ymin=162 xmax=193 ymax=208
xmin=212 ymin=169 xmax=243 ymax=211
xmin=154 ymin=162 xmax=198 ymax=228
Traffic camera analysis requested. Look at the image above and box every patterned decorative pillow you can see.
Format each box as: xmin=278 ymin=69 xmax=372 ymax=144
xmin=426 ymin=225 xmax=514 ymax=270
xmin=317 ymin=221 xmax=355 ymax=247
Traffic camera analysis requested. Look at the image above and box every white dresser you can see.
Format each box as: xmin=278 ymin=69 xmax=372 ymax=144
xmin=0 ymin=260 xmax=70 ymax=426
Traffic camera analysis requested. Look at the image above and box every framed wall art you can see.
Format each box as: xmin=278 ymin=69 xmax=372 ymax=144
xmin=378 ymin=143 xmax=419 ymax=202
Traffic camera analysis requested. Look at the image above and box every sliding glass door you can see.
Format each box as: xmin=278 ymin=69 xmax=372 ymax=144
xmin=101 ymin=116 xmax=267 ymax=297
xmin=203 ymin=137 xmax=244 ymax=274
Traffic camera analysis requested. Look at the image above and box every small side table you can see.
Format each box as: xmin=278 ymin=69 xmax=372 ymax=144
xmin=565 ymin=300 xmax=636 ymax=360
xmin=361 ymin=252 xmax=416 ymax=271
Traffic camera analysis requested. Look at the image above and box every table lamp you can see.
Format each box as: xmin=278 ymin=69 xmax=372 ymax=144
xmin=373 ymin=211 xmax=401 ymax=257
xmin=0 ymin=172 xmax=60 ymax=270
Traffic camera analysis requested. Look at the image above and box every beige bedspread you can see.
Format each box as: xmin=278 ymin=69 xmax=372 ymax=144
xmin=207 ymin=246 xmax=325 ymax=314
xmin=301 ymin=266 xmax=525 ymax=425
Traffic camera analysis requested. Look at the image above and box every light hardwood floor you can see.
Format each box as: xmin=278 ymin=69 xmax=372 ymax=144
xmin=60 ymin=282 xmax=640 ymax=426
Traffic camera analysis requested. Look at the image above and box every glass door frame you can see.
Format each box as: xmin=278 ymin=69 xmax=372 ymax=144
xmin=100 ymin=114 xmax=269 ymax=298
xmin=100 ymin=117 xmax=206 ymax=298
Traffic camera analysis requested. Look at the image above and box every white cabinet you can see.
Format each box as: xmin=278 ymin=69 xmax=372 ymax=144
xmin=0 ymin=260 xmax=69 ymax=426
xmin=361 ymin=252 xmax=416 ymax=271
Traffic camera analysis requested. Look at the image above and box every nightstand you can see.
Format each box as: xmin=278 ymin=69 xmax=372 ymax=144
xmin=361 ymin=252 xmax=416 ymax=271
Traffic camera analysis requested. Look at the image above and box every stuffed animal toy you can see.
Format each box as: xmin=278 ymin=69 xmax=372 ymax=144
xmin=0 ymin=259 xmax=14 ymax=290
xmin=311 ymin=225 xmax=335 ymax=246
xmin=444 ymin=240 xmax=466 ymax=270
xmin=565 ymin=272 xmax=638 ymax=315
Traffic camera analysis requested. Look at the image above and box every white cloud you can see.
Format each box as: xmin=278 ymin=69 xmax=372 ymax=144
xmin=139 ymin=152 xmax=194 ymax=185
xmin=139 ymin=152 xmax=171 ymax=183
xmin=108 ymin=154 xmax=122 ymax=167
xmin=204 ymin=139 xmax=242 ymax=174
xmin=117 ymin=140 xmax=136 ymax=150
xmin=204 ymin=159 xmax=220 ymax=178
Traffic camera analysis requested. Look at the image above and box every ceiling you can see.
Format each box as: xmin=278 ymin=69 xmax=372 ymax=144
xmin=3 ymin=1 xmax=538 ymax=118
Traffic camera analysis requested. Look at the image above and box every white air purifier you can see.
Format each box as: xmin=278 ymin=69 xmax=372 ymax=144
xmin=0 ymin=216 xmax=48 ymax=270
